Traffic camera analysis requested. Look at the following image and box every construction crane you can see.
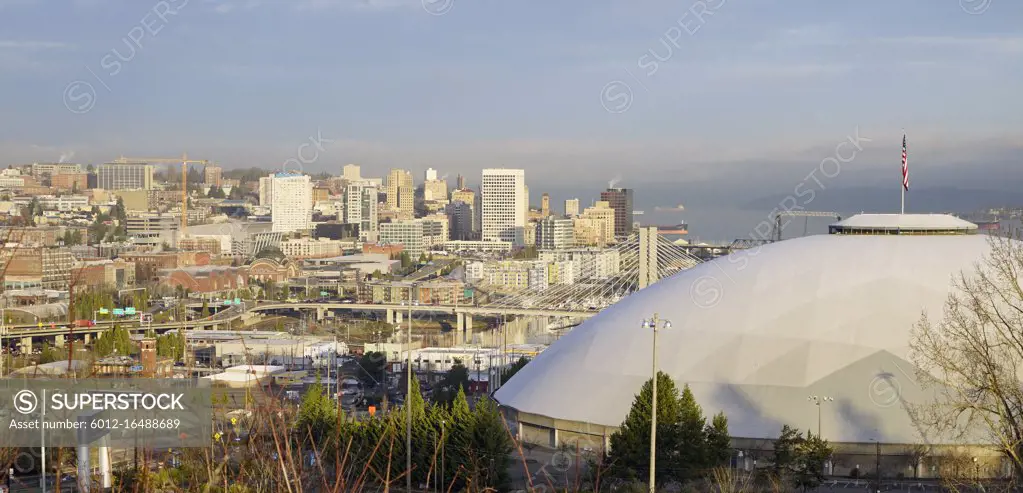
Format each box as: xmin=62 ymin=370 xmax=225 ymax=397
xmin=114 ymin=154 xmax=209 ymax=234
xmin=772 ymin=211 xmax=842 ymax=242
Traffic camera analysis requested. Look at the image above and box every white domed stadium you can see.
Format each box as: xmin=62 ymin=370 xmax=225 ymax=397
xmin=495 ymin=215 xmax=1004 ymax=460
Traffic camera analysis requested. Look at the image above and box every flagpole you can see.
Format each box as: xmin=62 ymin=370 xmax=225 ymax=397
xmin=900 ymin=128 xmax=906 ymax=215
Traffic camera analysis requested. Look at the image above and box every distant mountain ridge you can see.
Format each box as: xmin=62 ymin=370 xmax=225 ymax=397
xmin=740 ymin=187 xmax=1023 ymax=214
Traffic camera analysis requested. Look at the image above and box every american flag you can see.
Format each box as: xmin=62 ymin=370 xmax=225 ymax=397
xmin=901 ymin=133 xmax=909 ymax=191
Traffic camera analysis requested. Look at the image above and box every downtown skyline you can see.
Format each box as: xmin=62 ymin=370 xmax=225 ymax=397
xmin=1 ymin=0 xmax=1022 ymax=239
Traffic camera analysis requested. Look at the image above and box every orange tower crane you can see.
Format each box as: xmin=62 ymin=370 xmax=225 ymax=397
xmin=114 ymin=154 xmax=209 ymax=234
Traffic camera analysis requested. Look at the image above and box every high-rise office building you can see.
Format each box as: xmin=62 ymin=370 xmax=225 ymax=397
xmin=565 ymin=198 xmax=580 ymax=217
xmin=536 ymin=217 xmax=575 ymax=250
xmin=577 ymin=200 xmax=616 ymax=246
xmin=97 ymin=162 xmax=154 ymax=190
xmin=523 ymin=185 xmax=530 ymax=222
xmin=425 ymin=168 xmax=438 ymax=182
xmin=541 ymin=193 xmax=551 ymax=217
xmin=456 ymin=175 xmax=465 ymax=190
xmin=481 ymin=169 xmax=527 ymax=246
xmin=600 ymin=188 xmax=634 ymax=236
xmin=450 ymin=188 xmax=477 ymax=240
xmin=259 ymin=176 xmax=273 ymax=206
xmin=344 ymin=181 xmax=378 ymax=236
xmin=424 ymin=179 xmax=448 ymax=202
xmin=379 ymin=220 xmax=425 ymax=258
xmin=270 ymin=173 xmax=312 ymax=233
xmin=204 ymin=166 xmax=223 ymax=187
xmin=386 ymin=169 xmax=414 ymax=219
xmin=446 ymin=201 xmax=473 ymax=241
xmin=343 ymin=164 xmax=361 ymax=181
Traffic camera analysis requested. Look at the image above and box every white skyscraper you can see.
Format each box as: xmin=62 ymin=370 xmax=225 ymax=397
xmin=481 ymin=168 xmax=527 ymax=246
xmin=271 ymin=173 xmax=312 ymax=233
xmin=425 ymin=168 xmax=438 ymax=182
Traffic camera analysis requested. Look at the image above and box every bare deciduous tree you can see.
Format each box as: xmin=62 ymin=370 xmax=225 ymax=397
xmin=910 ymin=235 xmax=1023 ymax=478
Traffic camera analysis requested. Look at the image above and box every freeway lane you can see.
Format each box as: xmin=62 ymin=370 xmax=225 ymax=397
xmin=0 ymin=300 xmax=596 ymax=344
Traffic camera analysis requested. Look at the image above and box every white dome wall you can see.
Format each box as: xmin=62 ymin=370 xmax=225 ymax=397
xmin=495 ymin=234 xmax=997 ymax=443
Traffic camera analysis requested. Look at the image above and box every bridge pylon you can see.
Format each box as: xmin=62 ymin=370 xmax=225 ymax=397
xmin=638 ymin=227 xmax=659 ymax=289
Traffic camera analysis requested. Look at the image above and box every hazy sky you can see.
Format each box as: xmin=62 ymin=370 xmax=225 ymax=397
xmin=1 ymin=0 xmax=1022 ymax=196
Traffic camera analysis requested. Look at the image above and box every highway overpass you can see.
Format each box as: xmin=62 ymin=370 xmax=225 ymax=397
xmin=0 ymin=300 xmax=595 ymax=349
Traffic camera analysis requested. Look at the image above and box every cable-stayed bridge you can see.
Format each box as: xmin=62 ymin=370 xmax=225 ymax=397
xmin=475 ymin=228 xmax=705 ymax=313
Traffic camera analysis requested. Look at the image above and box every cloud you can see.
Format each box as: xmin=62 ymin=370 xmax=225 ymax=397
xmin=295 ymin=0 xmax=420 ymax=11
xmin=0 ymin=40 xmax=74 ymax=50
xmin=873 ymin=36 xmax=1023 ymax=55
xmin=203 ymin=0 xmax=262 ymax=14
xmin=723 ymin=62 xmax=854 ymax=78
xmin=201 ymin=0 xmax=419 ymax=13
xmin=753 ymin=23 xmax=847 ymax=50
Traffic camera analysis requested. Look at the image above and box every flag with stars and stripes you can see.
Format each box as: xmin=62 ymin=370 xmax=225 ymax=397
xmin=901 ymin=133 xmax=909 ymax=191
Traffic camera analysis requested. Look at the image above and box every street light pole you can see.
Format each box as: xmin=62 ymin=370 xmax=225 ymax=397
xmin=406 ymin=283 xmax=417 ymax=493
xmin=642 ymin=314 xmax=671 ymax=493
xmin=807 ymin=395 xmax=833 ymax=438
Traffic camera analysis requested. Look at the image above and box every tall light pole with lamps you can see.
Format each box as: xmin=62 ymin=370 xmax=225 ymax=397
xmin=807 ymin=395 xmax=833 ymax=438
xmin=641 ymin=314 xmax=671 ymax=493
xmin=401 ymin=283 xmax=419 ymax=493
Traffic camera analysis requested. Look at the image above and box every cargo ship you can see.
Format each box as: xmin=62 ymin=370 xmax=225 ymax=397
xmin=645 ymin=222 xmax=688 ymax=234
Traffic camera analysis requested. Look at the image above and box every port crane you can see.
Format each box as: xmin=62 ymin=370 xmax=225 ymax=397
xmin=772 ymin=211 xmax=842 ymax=241
xmin=113 ymin=154 xmax=209 ymax=234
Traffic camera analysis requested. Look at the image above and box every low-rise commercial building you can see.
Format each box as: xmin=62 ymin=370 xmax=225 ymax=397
xmin=280 ymin=237 xmax=344 ymax=259
xmin=1 ymin=247 xmax=74 ymax=290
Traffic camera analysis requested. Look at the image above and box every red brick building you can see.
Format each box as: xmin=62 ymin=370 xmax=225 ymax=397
xmin=161 ymin=265 xmax=249 ymax=293
xmin=51 ymin=173 xmax=88 ymax=192
xmin=121 ymin=251 xmax=211 ymax=283
xmin=363 ymin=243 xmax=404 ymax=257
xmin=247 ymin=258 xmax=300 ymax=284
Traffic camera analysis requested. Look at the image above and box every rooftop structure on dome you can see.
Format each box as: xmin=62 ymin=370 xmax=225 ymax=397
xmin=829 ymin=213 xmax=978 ymax=235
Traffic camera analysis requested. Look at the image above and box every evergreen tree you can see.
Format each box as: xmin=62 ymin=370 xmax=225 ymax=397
xmin=607 ymin=371 xmax=684 ymax=484
xmin=501 ymin=356 xmax=530 ymax=382
xmin=113 ymin=197 xmax=127 ymax=223
xmin=357 ymin=351 xmax=386 ymax=386
xmin=675 ymin=384 xmax=709 ymax=480
xmin=432 ymin=362 xmax=470 ymax=406
xmin=704 ymin=412 xmax=732 ymax=468
xmin=793 ymin=431 xmax=833 ymax=492
xmin=94 ymin=330 xmax=114 ymax=357
xmin=39 ymin=343 xmax=58 ymax=364
xmin=297 ymin=378 xmax=337 ymax=441
xmin=469 ymin=397 xmax=513 ymax=490
xmin=444 ymin=387 xmax=475 ymax=489
xmin=772 ymin=425 xmax=802 ymax=481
